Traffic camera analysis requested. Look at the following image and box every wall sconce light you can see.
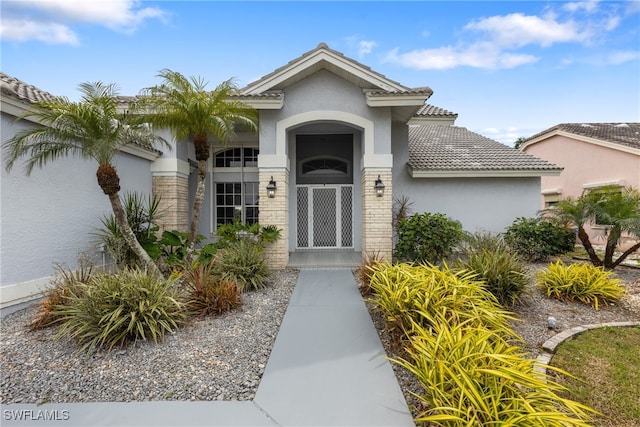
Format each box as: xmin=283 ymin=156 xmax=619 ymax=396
xmin=266 ymin=176 xmax=277 ymax=198
xmin=374 ymin=175 xmax=385 ymax=197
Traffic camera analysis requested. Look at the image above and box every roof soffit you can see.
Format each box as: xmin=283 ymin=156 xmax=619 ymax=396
xmin=240 ymin=44 xmax=409 ymax=96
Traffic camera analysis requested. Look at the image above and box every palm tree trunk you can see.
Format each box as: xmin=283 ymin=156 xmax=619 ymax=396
xmin=108 ymin=192 xmax=162 ymax=277
xmin=603 ymin=226 xmax=621 ymax=269
xmin=577 ymin=226 xmax=603 ymax=267
xmin=186 ymin=158 xmax=206 ymax=259
xmin=610 ymin=241 xmax=640 ymax=269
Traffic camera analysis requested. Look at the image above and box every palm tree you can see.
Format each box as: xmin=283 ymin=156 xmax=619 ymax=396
xmin=543 ymin=186 xmax=640 ymax=269
xmin=138 ymin=69 xmax=258 ymax=258
xmin=3 ymin=82 xmax=166 ymax=277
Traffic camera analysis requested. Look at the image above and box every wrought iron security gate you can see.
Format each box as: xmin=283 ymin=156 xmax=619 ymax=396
xmin=297 ymin=185 xmax=353 ymax=249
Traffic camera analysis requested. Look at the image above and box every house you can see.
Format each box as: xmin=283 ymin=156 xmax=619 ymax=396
xmin=1 ymin=43 xmax=561 ymax=308
xmin=0 ymin=73 xmax=162 ymax=309
xmin=521 ymin=122 xmax=640 ymax=249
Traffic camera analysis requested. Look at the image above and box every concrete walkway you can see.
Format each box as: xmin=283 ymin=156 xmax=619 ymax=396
xmin=2 ymin=270 xmax=414 ymax=427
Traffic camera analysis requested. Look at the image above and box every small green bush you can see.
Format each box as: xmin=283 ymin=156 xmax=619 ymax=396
xmin=394 ymin=212 xmax=463 ymax=263
xmin=214 ymin=239 xmax=271 ymax=292
xmin=460 ymin=230 xmax=508 ymax=256
xmin=458 ymin=248 xmax=529 ymax=306
xmin=53 ymin=269 xmax=185 ymax=354
xmin=536 ymin=260 xmax=625 ymax=310
xmin=503 ymin=217 xmax=576 ymax=262
xmin=182 ymin=259 xmax=241 ymax=316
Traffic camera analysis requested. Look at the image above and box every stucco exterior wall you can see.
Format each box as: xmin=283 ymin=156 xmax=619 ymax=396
xmin=392 ymin=132 xmax=541 ymax=234
xmin=1 ymin=112 xmax=155 ymax=308
xmin=523 ymin=135 xmax=640 ymax=202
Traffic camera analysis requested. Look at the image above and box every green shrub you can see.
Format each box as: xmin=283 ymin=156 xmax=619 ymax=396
xmin=214 ymin=239 xmax=271 ymax=292
xmin=53 ymin=269 xmax=185 ymax=354
xmin=536 ymin=260 xmax=625 ymax=310
xmin=503 ymin=217 xmax=576 ymax=262
xmin=182 ymin=259 xmax=241 ymax=316
xmin=458 ymin=248 xmax=529 ymax=306
xmin=460 ymin=230 xmax=508 ymax=256
xmin=30 ymin=260 xmax=93 ymax=330
xmin=394 ymin=212 xmax=463 ymax=263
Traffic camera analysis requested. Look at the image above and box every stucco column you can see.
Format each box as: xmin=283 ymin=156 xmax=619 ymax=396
xmin=259 ymin=170 xmax=289 ymax=268
xmin=151 ymin=158 xmax=191 ymax=232
xmin=361 ymin=169 xmax=393 ymax=261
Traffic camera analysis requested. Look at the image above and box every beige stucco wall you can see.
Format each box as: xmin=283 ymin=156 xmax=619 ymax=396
xmin=524 ymin=135 xmax=640 ymax=201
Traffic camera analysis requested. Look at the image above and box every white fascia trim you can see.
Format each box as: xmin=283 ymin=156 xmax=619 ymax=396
xmin=407 ymin=117 xmax=457 ymax=126
xmin=1 ymin=97 xmax=30 ymax=118
xmin=121 ymin=144 xmax=161 ymax=161
xmin=243 ymin=96 xmax=284 ymax=110
xmin=409 ymin=168 xmax=562 ymax=178
xmin=362 ymin=154 xmax=393 ymax=169
xmin=243 ymin=50 xmax=406 ymax=95
xmin=0 ymin=276 xmax=52 ymax=309
xmin=523 ymin=130 xmax=640 ymax=156
xmin=151 ymin=157 xmax=191 ymax=178
xmin=365 ymin=94 xmax=428 ymax=107
xmin=583 ymin=179 xmax=626 ymax=189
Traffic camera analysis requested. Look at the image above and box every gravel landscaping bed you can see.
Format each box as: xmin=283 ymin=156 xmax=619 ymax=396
xmin=0 ymin=269 xmax=298 ymax=404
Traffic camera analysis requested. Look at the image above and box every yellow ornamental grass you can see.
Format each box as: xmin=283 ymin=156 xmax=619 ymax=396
xmin=369 ymin=262 xmax=597 ymax=426
xmin=368 ymin=262 xmax=515 ymax=336
xmin=536 ymin=261 xmax=625 ymax=310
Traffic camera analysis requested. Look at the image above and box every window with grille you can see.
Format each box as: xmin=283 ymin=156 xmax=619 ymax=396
xmin=215 ymin=182 xmax=259 ymax=225
xmin=214 ymin=148 xmax=259 ymax=168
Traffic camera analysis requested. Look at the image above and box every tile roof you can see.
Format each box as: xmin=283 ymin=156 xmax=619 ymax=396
xmin=527 ymin=123 xmax=640 ymax=150
xmin=0 ymin=71 xmax=56 ymax=104
xmin=408 ymin=125 xmax=562 ymax=173
xmin=241 ymin=43 xmax=424 ymax=95
xmin=414 ymin=104 xmax=458 ymax=118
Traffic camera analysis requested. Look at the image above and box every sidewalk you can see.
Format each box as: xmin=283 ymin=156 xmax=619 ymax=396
xmin=2 ymin=269 xmax=414 ymax=427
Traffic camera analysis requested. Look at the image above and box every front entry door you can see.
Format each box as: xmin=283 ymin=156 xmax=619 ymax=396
xmin=297 ymin=185 xmax=353 ymax=249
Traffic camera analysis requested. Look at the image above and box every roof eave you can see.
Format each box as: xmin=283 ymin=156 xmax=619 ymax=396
xmin=408 ymin=167 xmax=563 ymax=178
xmin=522 ymin=130 xmax=640 ymax=156
xmin=365 ymin=93 xmax=431 ymax=107
xmin=241 ymin=45 xmax=410 ymax=95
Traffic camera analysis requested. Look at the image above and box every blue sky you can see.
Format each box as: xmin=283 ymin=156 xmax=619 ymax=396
xmin=1 ymin=1 xmax=639 ymax=146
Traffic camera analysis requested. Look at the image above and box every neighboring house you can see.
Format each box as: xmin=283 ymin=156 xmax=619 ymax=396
xmin=1 ymin=43 xmax=561 ymax=308
xmin=521 ymin=122 xmax=640 ymax=249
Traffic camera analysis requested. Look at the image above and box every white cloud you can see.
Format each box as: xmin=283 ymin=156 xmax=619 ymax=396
xmin=606 ymin=50 xmax=640 ymax=65
xmin=0 ymin=0 xmax=167 ymax=44
xmin=385 ymin=44 xmax=538 ymax=70
xmin=0 ymin=19 xmax=79 ymax=45
xmin=464 ymin=13 xmax=588 ymax=48
xmin=563 ymin=1 xmax=600 ymax=14
xmin=357 ymin=40 xmax=377 ymax=57
xmin=386 ymin=2 xmax=631 ymax=71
